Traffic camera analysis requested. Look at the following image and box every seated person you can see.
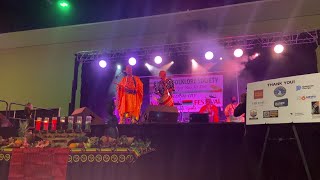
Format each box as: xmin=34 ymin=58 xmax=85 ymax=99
xmin=199 ymin=97 xmax=219 ymax=123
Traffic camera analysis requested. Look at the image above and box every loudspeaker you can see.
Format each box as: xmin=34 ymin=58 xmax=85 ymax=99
xmin=189 ymin=113 xmax=209 ymax=123
xmin=143 ymin=105 xmax=179 ymax=123
xmin=71 ymin=107 xmax=104 ymax=125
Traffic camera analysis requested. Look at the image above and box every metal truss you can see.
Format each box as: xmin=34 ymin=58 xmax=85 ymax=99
xmin=76 ymin=30 xmax=319 ymax=63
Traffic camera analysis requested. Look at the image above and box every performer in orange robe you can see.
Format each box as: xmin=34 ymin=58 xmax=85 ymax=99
xmin=199 ymin=98 xmax=219 ymax=123
xmin=116 ymin=65 xmax=143 ymax=124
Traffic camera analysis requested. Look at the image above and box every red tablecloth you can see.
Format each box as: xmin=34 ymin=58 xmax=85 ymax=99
xmin=8 ymin=148 xmax=69 ymax=180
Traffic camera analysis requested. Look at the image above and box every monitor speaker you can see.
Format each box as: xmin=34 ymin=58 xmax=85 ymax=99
xmin=143 ymin=105 xmax=179 ymax=123
xmin=71 ymin=107 xmax=104 ymax=125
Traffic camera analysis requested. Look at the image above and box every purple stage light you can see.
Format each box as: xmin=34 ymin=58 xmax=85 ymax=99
xmin=154 ymin=56 xmax=162 ymax=64
xmin=274 ymin=44 xmax=284 ymax=54
xmin=234 ymin=49 xmax=243 ymax=58
xmin=128 ymin=57 xmax=137 ymax=66
xmin=99 ymin=60 xmax=107 ymax=68
xmin=205 ymin=51 xmax=214 ymax=60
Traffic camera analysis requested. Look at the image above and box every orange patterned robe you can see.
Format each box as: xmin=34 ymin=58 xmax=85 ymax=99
xmin=117 ymin=76 xmax=143 ymax=124
xmin=199 ymin=105 xmax=219 ymax=123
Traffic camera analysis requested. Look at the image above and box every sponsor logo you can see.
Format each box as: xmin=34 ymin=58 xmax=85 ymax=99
xmin=290 ymin=112 xmax=304 ymax=116
xmin=252 ymin=101 xmax=264 ymax=106
xmin=296 ymin=85 xmax=314 ymax=91
xmin=254 ymin=90 xmax=263 ymax=99
xmin=263 ymin=110 xmax=279 ymax=118
xmin=274 ymin=98 xmax=288 ymax=107
xmin=274 ymin=86 xmax=286 ymax=97
xmin=311 ymin=101 xmax=319 ymax=115
xmin=297 ymin=96 xmax=317 ymax=100
xmin=249 ymin=109 xmax=258 ymax=120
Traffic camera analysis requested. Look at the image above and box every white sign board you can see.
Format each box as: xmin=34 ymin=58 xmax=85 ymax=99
xmin=149 ymin=73 xmax=223 ymax=112
xmin=246 ymin=73 xmax=320 ymax=125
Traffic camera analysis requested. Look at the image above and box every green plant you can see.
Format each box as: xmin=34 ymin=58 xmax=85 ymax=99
xmin=18 ymin=121 xmax=29 ymax=137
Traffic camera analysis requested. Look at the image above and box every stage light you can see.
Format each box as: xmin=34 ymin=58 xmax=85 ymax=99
xmin=234 ymin=49 xmax=243 ymax=58
xmin=99 ymin=60 xmax=107 ymax=68
xmin=117 ymin=64 xmax=121 ymax=69
xmin=145 ymin=63 xmax=155 ymax=72
xmin=60 ymin=2 xmax=69 ymax=7
xmin=219 ymin=57 xmax=223 ymax=60
xmin=191 ymin=59 xmax=198 ymax=68
xmin=205 ymin=51 xmax=214 ymax=60
xmin=274 ymin=44 xmax=284 ymax=54
xmin=58 ymin=0 xmax=70 ymax=8
xmin=154 ymin=56 xmax=162 ymax=64
xmin=128 ymin=57 xmax=136 ymax=66
xmin=255 ymin=53 xmax=260 ymax=57
xmin=159 ymin=61 xmax=174 ymax=72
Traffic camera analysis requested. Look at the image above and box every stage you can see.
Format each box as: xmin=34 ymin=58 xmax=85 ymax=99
xmin=1 ymin=123 xmax=320 ymax=180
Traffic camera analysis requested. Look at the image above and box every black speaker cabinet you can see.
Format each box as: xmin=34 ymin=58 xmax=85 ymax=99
xmin=71 ymin=107 xmax=104 ymax=125
xmin=143 ymin=105 xmax=179 ymax=123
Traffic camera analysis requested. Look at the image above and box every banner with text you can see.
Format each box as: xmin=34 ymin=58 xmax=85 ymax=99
xmin=246 ymin=73 xmax=320 ymax=125
xmin=149 ymin=74 xmax=223 ymax=112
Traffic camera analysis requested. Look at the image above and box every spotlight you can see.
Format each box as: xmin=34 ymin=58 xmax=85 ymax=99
xmin=59 ymin=1 xmax=69 ymax=7
xmin=191 ymin=59 xmax=198 ymax=68
xmin=99 ymin=60 xmax=107 ymax=68
xmin=255 ymin=53 xmax=260 ymax=57
xmin=154 ymin=56 xmax=162 ymax=64
xmin=219 ymin=57 xmax=223 ymax=60
xmin=234 ymin=49 xmax=243 ymax=58
xmin=145 ymin=63 xmax=154 ymax=71
xmin=128 ymin=57 xmax=136 ymax=66
xmin=170 ymin=61 xmax=174 ymax=64
xmin=117 ymin=64 xmax=121 ymax=69
xmin=57 ymin=0 xmax=70 ymax=8
xmin=274 ymin=44 xmax=284 ymax=54
xmin=205 ymin=51 xmax=214 ymax=60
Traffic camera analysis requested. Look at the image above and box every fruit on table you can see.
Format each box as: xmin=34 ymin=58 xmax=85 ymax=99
xmin=14 ymin=139 xmax=23 ymax=146
xmin=69 ymin=143 xmax=78 ymax=149
xmin=101 ymin=136 xmax=109 ymax=145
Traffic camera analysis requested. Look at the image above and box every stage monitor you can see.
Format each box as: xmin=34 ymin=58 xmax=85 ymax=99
xmin=189 ymin=113 xmax=209 ymax=123
xmin=143 ymin=105 xmax=179 ymax=123
xmin=148 ymin=111 xmax=179 ymax=123
xmin=71 ymin=107 xmax=104 ymax=125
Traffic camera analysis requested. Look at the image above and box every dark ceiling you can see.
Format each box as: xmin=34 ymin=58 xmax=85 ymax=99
xmin=0 ymin=0 xmax=261 ymax=33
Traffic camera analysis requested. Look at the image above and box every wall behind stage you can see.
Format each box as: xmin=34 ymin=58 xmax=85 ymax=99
xmin=0 ymin=43 xmax=80 ymax=115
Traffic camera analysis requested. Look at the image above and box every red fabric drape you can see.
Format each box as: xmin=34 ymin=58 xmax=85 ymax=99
xmin=8 ymin=148 xmax=70 ymax=180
